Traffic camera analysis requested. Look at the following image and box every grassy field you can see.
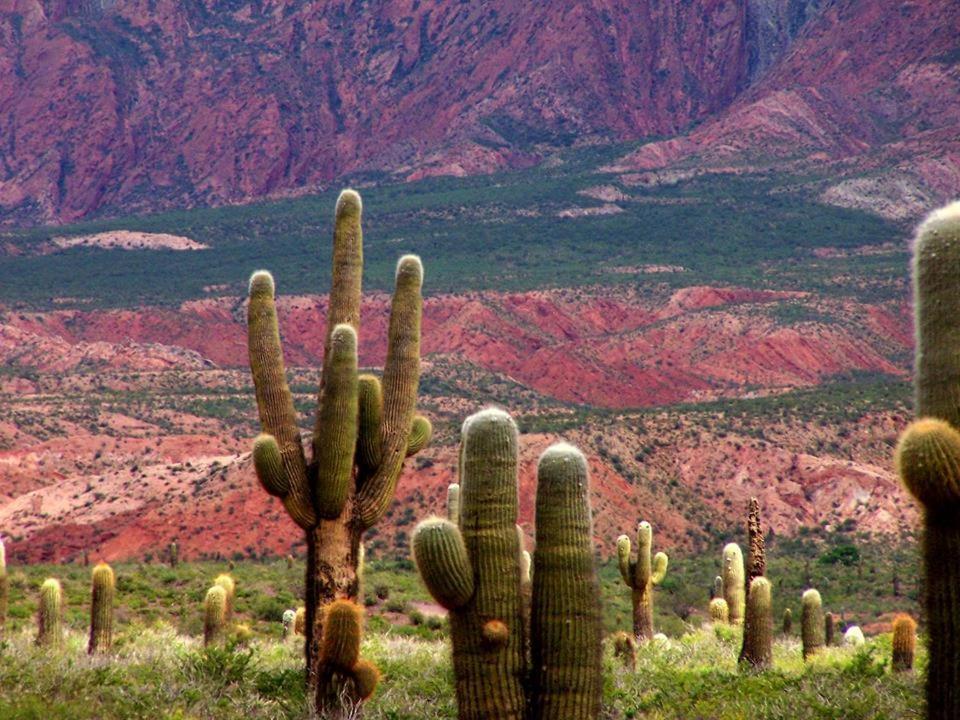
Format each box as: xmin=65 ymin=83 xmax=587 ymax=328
xmin=0 ymin=145 xmax=906 ymax=309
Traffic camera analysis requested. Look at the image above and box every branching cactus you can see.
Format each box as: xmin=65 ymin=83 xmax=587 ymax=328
xmin=801 ymin=589 xmax=824 ymax=660
xmin=722 ymin=543 xmax=745 ymax=625
xmin=709 ymin=598 xmax=729 ymax=623
xmin=617 ymin=521 xmax=668 ymax=641
xmin=892 ymin=614 xmax=917 ymax=673
xmin=740 ymin=577 xmax=772 ymax=669
xmin=0 ymin=537 xmax=7 ymax=634
xmin=894 ymin=198 xmax=960 ymax=720
xmin=37 ymin=578 xmax=63 ymax=648
xmin=88 ymin=562 xmax=115 ymax=654
xmin=204 ymin=585 xmax=227 ymax=647
xmin=412 ymin=409 xmax=602 ymax=720
xmin=246 ymin=189 xmax=429 ymax=712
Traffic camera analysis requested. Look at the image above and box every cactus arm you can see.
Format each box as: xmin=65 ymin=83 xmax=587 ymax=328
xmin=447 ymin=483 xmax=461 ymax=525
xmin=913 ymin=202 xmax=960 ymax=426
xmin=407 ymin=415 xmax=432 ymax=457
xmin=651 ymin=552 xmax=669 ymax=585
xmin=530 ymin=443 xmax=603 ymax=720
xmin=247 ymin=270 xmax=315 ymax=529
xmin=311 ymin=325 xmax=359 ymax=519
xmin=355 ymin=255 xmax=424 ymax=529
xmin=616 ymin=535 xmax=634 ymax=588
xmin=897 ymin=418 xmax=960 ymax=508
xmin=356 ymin=374 xmax=383 ymax=475
xmin=325 ymin=190 xmax=364 ymax=343
xmin=412 ymin=517 xmax=475 ymax=610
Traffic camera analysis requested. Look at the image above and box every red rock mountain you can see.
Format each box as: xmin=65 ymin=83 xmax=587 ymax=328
xmin=1 ymin=0 xmax=955 ymax=224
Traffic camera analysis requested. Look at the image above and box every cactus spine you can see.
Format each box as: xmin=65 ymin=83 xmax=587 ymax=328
xmin=616 ymin=521 xmax=668 ymax=641
xmin=246 ymin=189 xmax=429 ymax=714
xmin=740 ymin=577 xmax=773 ymax=669
xmin=204 ymin=585 xmax=227 ymax=647
xmin=37 ymin=578 xmax=63 ymax=648
xmin=894 ymin=200 xmax=960 ymax=720
xmin=412 ymin=410 xmax=602 ymax=720
xmin=892 ymin=614 xmax=917 ymax=672
xmin=88 ymin=562 xmax=115 ymax=654
xmin=801 ymin=589 xmax=824 ymax=660
xmin=782 ymin=607 xmax=792 ymax=635
xmin=722 ymin=543 xmax=745 ymax=625
xmin=0 ymin=537 xmax=7 ymax=634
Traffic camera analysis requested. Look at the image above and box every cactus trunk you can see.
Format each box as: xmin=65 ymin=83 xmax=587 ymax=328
xmin=801 ymin=589 xmax=824 ymax=660
xmin=740 ymin=577 xmax=772 ymax=669
xmin=37 ymin=578 xmax=63 ymax=648
xmin=88 ymin=562 xmax=115 ymax=654
xmin=722 ymin=543 xmax=745 ymax=625
xmin=246 ymin=189 xmax=428 ymax=718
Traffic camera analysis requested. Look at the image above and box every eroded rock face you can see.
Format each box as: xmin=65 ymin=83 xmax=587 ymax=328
xmin=1 ymin=0 xmax=754 ymax=223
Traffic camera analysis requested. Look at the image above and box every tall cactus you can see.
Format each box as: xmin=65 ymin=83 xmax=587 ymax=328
xmin=0 ymin=537 xmax=7 ymax=634
xmin=204 ymin=585 xmax=227 ymax=647
xmin=892 ymin=614 xmax=917 ymax=673
xmin=88 ymin=562 xmax=115 ymax=654
xmin=412 ymin=409 xmax=602 ymax=720
xmin=722 ymin=543 xmax=745 ymax=625
xmin=740 ymin=577 xmax=772 ymax=669
xmin=896 ymin=201 xmax=960 ymax=719
xmin=37 ymin=578 xmax=63 ymax=648
xmin=246 ymin=189 xmax=429 ymax=713
xmin=801 ymin=589 xmax=824 ymax=660
xmin=617 ymin=521 xmax=668 ymax=641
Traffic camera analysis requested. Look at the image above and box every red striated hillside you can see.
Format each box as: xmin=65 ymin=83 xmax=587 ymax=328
xmin=0 ymin=0 xmax=750 ymax=224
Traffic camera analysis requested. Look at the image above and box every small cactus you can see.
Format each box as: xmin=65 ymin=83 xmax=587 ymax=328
xmin=709 ymin=598 xmax=729 ymax=623
xmin=824 ymin=611 xmax=835 ymax=646
xmin=712 ymin=575 xmax=723 ymax=600
xmin=37 ymin=578 xmax=63 ymax=648
xmin=282 ymin=609 xmax=297 ymax=639
xmin=286 ymin=554 xmax=294 ymax=569
xmin=88 ymin=562 xmax=115 ymax=654
xmin=801 ymin=589 xmax=824 ymax=660
xmin=204 ymin=585 xmax=227 ymax=647
xmin=616 ymin=521 xmax=668 ymax=641
xmin=169 ymin=540 xmax=178 ymax=568
xmin=447 ymin=483 xmax=460 ymax=524
xmin=294 ymin=606 xmax=306 ymax=636
xmin=316 ymin=600 xmax=380 ymax=711
xmin=214 ymin=574 xmax=236 ymax=621
xmin=892 ymin=614 xmax=917 ymax=672
xmin=843 ymin=626 xmax=865 ymax=647
xmin=722 ymin=543 xmax=745 ymax=625
xmin=782 ymin=607 xmax=793 ymax=635
xmin=740 ymin=577 xmax=772 ymax=669
xmin=611 ymin=631 xmax=636 ymax=671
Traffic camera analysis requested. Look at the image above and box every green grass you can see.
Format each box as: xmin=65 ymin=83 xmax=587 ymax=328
xmin=0 ymin=621 xmax=921 ymax=719
xmin=0 ymin=145 xmax=905 ymax=309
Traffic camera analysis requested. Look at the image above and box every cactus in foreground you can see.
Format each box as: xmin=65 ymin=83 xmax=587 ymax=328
xmin=214 ymin=573 xmax=236 ymax=621
xmin=204 ymin=585 xmax=227 ymax=647
xmin=801 ymin=589 xmax=824 ymax=660
xmin=413 ymin=410 xmax=602 ymax=720
xmin=37 ymin=578 xmax=63 ymax=648
xmin=617 ymin=521 xmax=668 ymax=641
xmin=88 ymin=562 xmax=115 ymax=654
xmin=892 ymin=614 xmax=917 ymax=672
xmin=782 ymin=607 xmax=793 ymax=635
xmin=896 ymin=201 xmax=960 ymax=718
xmin=722 ymin=543 xmax=745 ymax=625
xmin=612 ymin=631 xmax=636 ymax=671
xmin=740 ymin=577 xmax=773 ymax=669
xmin=0 ymin=537 xmax=7 ymax=634
xmin=247 ymin=189 xmax=429 ymax=714
xmin=709 ymin=598 xmax=729 ymax=623
xmin=315 ymin=600 xmax=380 ymax=715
